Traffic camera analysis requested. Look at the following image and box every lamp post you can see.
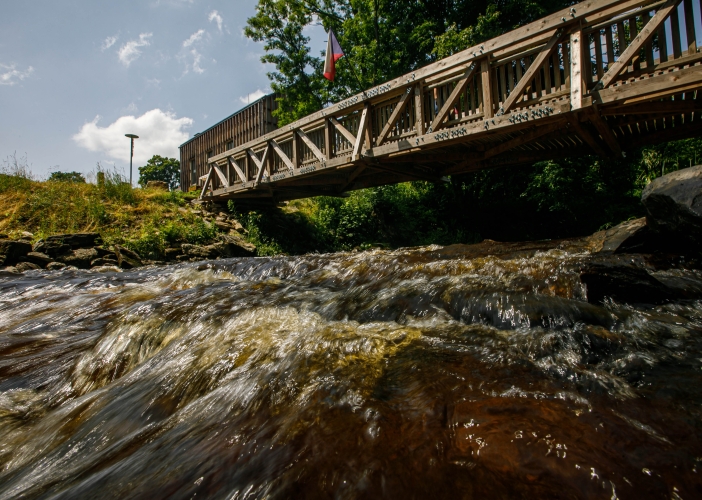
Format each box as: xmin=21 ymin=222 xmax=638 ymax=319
xmin=125 ymin=134 xmax=139 ymax=186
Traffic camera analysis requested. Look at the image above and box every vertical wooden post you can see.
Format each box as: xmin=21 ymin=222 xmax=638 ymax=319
xmin=570 ymin=30 xmax=584 ymax=110
xmin=414 ymin=82 xmax=425 ymax=135
xmin=365 ymin=108 xmax=374 ymax=150
xmin=244 ymin=152 xmax=250 ymax=182
xmin=324 ymin=118 xmax=333 ymax=161
xmin=481 ymin=57 xmax=494 ymax=118
xmin=684 ymin=0 xmax=697 ymax=54
xmin=292 ymin=129 xmax=300 ymax=169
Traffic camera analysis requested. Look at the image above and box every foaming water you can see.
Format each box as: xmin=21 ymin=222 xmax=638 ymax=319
xmin=0 ymin=241 xmax=701 ymax=498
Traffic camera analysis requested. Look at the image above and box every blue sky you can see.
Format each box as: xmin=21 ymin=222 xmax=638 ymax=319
xmin=0 ymin=0 xmax=326 ymax=179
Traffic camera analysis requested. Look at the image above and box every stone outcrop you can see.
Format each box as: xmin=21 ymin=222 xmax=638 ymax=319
xmin=0 ymin=239 xmax=33 ymax=266
xmin=642 ymin=164 xmax=702 ymax=253
xmin=46 ymin=232 xmax=101 ymax=249
xmin=58 ymin=248 xmax=99 ymax=269
xmin=588 ymin=218 xmax=653 ymax=254
xmin=114 ymin=245 xmax=143 ymax=269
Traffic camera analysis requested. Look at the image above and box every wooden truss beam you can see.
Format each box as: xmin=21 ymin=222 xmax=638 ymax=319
xmin=377 ymin=87 xmax=415 ymax=146
xmin=329 ymin=117 xmax=357 ymax=144
xmin=228 ymin=157 xmax=247 ymax=183
xmin=501 ymin=30 xmax=563 ymax=114
xmin=353 ymin=104 xmax=371 ymax=160
xmin=248 ymin=146 xmax=271 ymax=185
xmin=567 ymin=117 xmax=609 ymax=157
xmin=270 ymin=139 xmax=294 ymax=171
xmin=199 ymin=166 xmax=215 ymax=199
xmin=601 ymin=99 xmax=702 ymax=116
xmin=597 ymin=0 xmax=680 ymax=89
xmin=483 ymin=122 xmax=562 ymax=159
xmin=214 ymin=165 xmax=229 ymax=187
xmin=430 ymin=65 xmax=478 ymax=133
xmin=297 ymin=130 xmax=326 ymax=164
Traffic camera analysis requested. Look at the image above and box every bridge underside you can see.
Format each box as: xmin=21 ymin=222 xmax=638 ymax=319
xmin=200 ymin=0 xmax=702 ymax=205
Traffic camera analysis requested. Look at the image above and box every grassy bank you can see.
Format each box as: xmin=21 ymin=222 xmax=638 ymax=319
xmin=0 ymin=167 xmax=221 ymax=260
xmin=2 ymin=136 xmax=699 ymax=259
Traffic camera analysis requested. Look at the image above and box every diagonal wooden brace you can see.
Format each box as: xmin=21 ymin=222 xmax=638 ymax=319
xmin=199 ymin=166 xmax=215 ymax=199
xmin=228 ymin=157 xmax=247 ymax=183
xmin=353 ymin=104 xmax=370 ymax=160
xmin=248 ymin=146 xmax=270 ymax=184
xmin=270 ymin=139 xmax=295 ymax=171
xmin=297 ymin=129 xmax=326 ymax=164
xmin=597 ymin=0 xmax=680 ymax=89
xmin=429 ymin=66 xmax=478 ymax=133
xmin=213 ymin=165 xmax=229 ymax=187
xmin=329 ymin=117 xmax=357 ymax=145
xmin=377 ymin=86 xmax=415 ymax=145
xmin=500 ymin=30 xmax=563 ymax=114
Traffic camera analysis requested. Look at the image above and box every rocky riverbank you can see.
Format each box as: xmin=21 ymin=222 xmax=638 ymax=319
xmin=0 ymin=206 xmax=256 ymax=273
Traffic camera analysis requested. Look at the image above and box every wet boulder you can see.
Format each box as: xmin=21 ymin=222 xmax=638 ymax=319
xmin=589 ymin=218 xmax=654 ymax=254
xmin=90 ymin=258 xmax=119 ymax=268
xmin=580 ymin=263 xmax=675 ymax=305
xmin=215 ymin=235 xmax=256 ymax=258
xmin=15 ymin=262 xmax=41 ymax=272
xmin=46 ymin=262 xmax=67 ymax=271
xmin=25 ymin=252 xmax=52 ymax=267
xmin=642 ymin=165 xmax=702 ymax=253
xmin=59 ymin=248 xmax=99 ymax=269
xmin=46 ymin=232 xmax=101 ymax=249
xmin=0 ymin=239 xmax=33 ymax=266
xmin=114 ymin=245 xmax=143 ymax=269
xmin=181 ymin=244 xmax=220 ymax=260
xmin=33 ymin=240 xmax=71 ymax=258
xmin=164 ymin=247 xmax=183 ymax=260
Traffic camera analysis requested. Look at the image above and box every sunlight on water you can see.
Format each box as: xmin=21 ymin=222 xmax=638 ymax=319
xmin=0 ymin=240 xmax=701 ymax=498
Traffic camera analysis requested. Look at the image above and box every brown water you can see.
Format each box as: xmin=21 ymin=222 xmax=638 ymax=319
xmin=0 ymin=240 xmax=701 ymax=499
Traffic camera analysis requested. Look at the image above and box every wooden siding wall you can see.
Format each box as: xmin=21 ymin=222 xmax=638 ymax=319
xmin=179 ymin=94 xmax=278 ymax=190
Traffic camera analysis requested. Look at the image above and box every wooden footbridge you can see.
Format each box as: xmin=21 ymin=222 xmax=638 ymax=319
xmin=200 ymin=0 xmax=702 ymax=203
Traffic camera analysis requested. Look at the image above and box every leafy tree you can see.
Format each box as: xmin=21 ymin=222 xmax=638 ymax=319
xmin=138 ymin=155 xmax=180 ymax=190
xmin=48 ymin=171 xmax=86 ymax=183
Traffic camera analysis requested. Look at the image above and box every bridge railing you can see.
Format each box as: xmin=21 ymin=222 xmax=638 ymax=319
xmin=201 ymin=0 xmax=700 ymax=199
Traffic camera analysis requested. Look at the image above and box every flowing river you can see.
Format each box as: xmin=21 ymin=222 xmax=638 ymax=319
xmin=1 ymin=239 xmax=701 ymax=499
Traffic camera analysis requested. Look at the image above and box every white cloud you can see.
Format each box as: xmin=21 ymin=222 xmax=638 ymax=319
xmin=118 ymin=33 xmax=153 ymax=67
xmin=73 ymin=109 xmax=193 ymax=164
xmin=0 ymin=64 xmax=34 ymax=86
xmin=191 ymin=50 xmax=204 ymax=74
xmin=183 ymin=29 xmax=205 ymax=48
xmin=101 ymin=35 xmax=118 ymax=51
xmin=208 ymin=10 xmax=223 ymax=32
xmin=239 ymin=89 xmax=267 ymax=105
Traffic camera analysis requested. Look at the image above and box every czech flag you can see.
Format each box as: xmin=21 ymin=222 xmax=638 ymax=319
xmin=323 ymin=30 xmax=344 ymax=82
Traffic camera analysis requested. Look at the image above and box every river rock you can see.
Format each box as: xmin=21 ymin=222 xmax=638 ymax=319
xmin=0 ymin=239 xmax=33 ymax=265
xmin=181 ymin=244 xmax=220 ymax=260
xmin=146 ymin=180 xmax=169 ymax=190
xmin=214 ymin=220 xmax=232 ymax=232
xmin=91 ymin=258 xmax=119 ymax=268
xmin=15 ymin=262 xmax=41 ymax=272
xmin=59 ymin=248 xmax=99 ymax=269
xmin=46 ymin=232 xmax=101 ymax=249
xmin=642 ymin=164 xmax=702 ymax=253
xmin=46 ymin=262 xmax=67 ymax=271
xmin=164 ymin=247 xmax=182 ymax=260
xmin=215 ymin=235 xmax=256 ymax=257
xmin=581 ymin=263 xmax=675 ymax=305
xmin=25 ymin=252 xmax=52 ymax=267
xmin=33 ymin=240 xmax=71 ymax=258
xmin=19 ymin=231 xmax=34 ymax=240
xmin=589 ymin=218 xmax=654 ymax=254
xmin=114 ymin=245 xmax=142 ymax=269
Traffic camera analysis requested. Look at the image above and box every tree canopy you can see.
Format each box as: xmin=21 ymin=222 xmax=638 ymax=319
xmin=48 ymin=171 xmax=86 ymax=183
xmin=138 ymin=156 xmax=180 ymax=190
xmin=245 ymin=0 xmax=573 ymax=125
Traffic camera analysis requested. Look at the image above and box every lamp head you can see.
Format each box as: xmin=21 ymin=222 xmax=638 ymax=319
xmin=125 ymin=134 xmax=139 ymax=139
